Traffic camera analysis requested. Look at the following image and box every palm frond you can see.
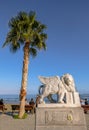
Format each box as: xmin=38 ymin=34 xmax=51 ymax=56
xmin=30 ymin=47 xmax=37 ymax=57
xmin=10 ymin=42 xmax=20 ymax=53
xmin=29 ymin=11 xmax=36 ymax=24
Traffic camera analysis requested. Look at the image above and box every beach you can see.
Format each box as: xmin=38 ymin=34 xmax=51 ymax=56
xmin=0 ymin=104 xmax=89 ymax=130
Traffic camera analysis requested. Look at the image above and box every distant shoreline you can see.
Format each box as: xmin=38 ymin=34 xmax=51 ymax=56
xmin=0 ymin=93 xmax=89 ymax=104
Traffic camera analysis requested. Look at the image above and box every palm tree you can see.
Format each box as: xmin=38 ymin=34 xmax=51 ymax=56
xmin=3 ymin=11 xmax=47 ymax=118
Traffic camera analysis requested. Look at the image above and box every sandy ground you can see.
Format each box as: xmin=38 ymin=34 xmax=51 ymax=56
xmin=0 ymin=104 xmax=89 ymax=130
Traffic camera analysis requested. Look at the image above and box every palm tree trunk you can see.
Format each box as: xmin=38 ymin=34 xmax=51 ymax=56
xmin=19 ymin=42 xmax=30 ymax=118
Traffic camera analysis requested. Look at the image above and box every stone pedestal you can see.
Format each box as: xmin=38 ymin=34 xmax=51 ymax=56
xmin=35 ymin=104 xmax=87 ymax=130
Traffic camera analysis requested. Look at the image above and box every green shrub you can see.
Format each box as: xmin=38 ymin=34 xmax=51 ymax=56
xmin=13 ymin=113 xmax=28 ymax=119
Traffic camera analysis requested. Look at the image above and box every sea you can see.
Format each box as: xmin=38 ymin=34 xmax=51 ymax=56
xmin=0 ymin=94 xmax=37 ymax=104
xmin=0 ymin=93 xmax=89 ymax=104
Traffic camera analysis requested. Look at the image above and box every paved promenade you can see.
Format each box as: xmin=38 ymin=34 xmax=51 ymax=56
xmin=0 ymin=113 xmax=35 ymax=130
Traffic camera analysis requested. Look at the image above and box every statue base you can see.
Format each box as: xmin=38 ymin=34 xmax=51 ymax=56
xmin=35 ymin=104 xmax=87 ymax=130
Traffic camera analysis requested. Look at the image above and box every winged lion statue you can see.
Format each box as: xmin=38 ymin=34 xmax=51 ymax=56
xmin=38 ymin=73 xmax=76 ymax=104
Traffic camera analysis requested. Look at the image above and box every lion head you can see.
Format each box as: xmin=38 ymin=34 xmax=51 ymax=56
xmin=61 ymin=73 xmax=76 ymax=92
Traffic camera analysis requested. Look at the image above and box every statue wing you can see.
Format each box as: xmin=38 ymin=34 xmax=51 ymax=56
xmin=38 ymin=76 xmax=60 ymax=85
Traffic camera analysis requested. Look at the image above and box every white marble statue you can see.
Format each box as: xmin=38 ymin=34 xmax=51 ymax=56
xmin=38 ymin=73 xmax=76 ymax=104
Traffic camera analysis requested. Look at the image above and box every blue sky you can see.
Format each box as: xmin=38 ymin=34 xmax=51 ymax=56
xmin=0 ymin=0 xmax=89 ymax=94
